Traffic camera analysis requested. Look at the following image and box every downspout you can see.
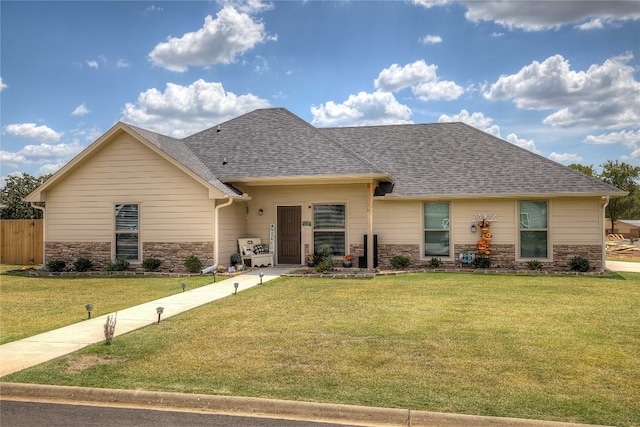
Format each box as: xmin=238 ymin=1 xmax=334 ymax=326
xmin=30 ymin=202 xmax=46 ymax=267
xmin=214 ymin=197 xmax=234 ymax=266
xmin=602 ymin=195 xmax=610 ymax=272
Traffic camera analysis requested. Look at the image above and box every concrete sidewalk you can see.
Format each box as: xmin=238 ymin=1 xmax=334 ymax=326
xmin=606 ymin=260 xmax=640 ymax=272
xmin=0 ymin=267 xmax=292 ymax=377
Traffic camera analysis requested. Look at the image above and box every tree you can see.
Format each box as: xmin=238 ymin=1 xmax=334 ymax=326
xmin=600 ymin=160 xmax=640 ymax=233
xmin=568 ymin=163 xmax=598 ymax=178
xmin=0 ymin=173 xmax=51 ymax=219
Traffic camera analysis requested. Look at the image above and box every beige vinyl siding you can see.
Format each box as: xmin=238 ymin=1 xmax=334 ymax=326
xmin=372 ymin=201 xmax=422 ymax=244
xmin=217 ymin=201 xmax=249 ymax=265
xmin=550 ymin=197 xmax=602 ymax=244
xmin=44 ymin=133 xmax=215 ymax=242
xmin=452 ymin=200 xmax=516 ymax=244
xmin=237 ymin=184 xmax=370 ymax=259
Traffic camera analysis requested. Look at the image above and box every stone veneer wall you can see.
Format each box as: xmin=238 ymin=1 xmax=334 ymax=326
xmin=45 ymin=241 xmax=214 ymax=273
xmin=46 ymin=242 xmax=111 ymax=270
xmin=376 ymin=243 xmax=603 ymax=271
xmin=142 ymin=242 xmax=214 ymax=273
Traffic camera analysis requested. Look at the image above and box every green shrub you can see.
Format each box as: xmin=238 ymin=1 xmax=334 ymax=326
xmin=184 ymin=255 xmax=203 ymax=273
xmin=472 ymin=255 xmax=491 ymax=269
xmin=390 ymin=255 xmax=411 ymax=270
xmin=527 ymin=259 xmax=542 ymax=270
xmin=230 ymin=253 xmax=243 ymax=266
xmin=569 ymin=256 xmax=590 ymax=272
xmin=46 ymin=259 xmax=66 ymax=272
xmin=429 ymin=257 xmax=442 ymax=268
xmin=73 ymin=257 xmax=93 ymax=272
xmin=315 ymin=260 xmax=333 ymax=273
xmin=106 ymin=257 xmax=129 ymax=272
xmin=142 ymin=257 xmax=162 ymax=272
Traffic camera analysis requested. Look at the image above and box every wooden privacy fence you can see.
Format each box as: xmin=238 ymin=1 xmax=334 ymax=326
xmin=0 ymin=220 xmax=43 ymax=265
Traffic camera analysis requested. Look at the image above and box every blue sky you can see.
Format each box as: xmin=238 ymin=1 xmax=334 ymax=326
xmin=1 ymin=0 xmax=639 ymax=183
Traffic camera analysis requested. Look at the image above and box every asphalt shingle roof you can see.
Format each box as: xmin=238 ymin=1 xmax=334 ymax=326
xmin=321 ymin=122 xmax=625 ymax=197
xmin=127 ymin=108 xmax=625 ymax=199
xmin=182 ymin=108 xmax=386 ymax=180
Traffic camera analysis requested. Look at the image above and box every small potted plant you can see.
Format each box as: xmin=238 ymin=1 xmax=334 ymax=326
xmin=306 ymin=253 xmax=316 ymax=267
xmin=342 ymin=254 xmax=353 ymax=267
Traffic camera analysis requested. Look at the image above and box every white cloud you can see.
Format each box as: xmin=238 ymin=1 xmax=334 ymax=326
xmin=438 ymin=109 xmax=541 ymax=153
xmin=585 ymin=130 xmax=640 ymax=163
xmin=121 ymin=79 xmax=271 ymax=137
xmin=462 ymin=0 xmax=640 ymax=31
xmin=420 ymin=34 xmax=442 ymax=44
xmin=86 ymin=60 xmax=99 ymax=69
xmin=3 ymin=123 xmax=63 ymax=142
xmin=549 ymin=152 xmax=583 ymax=163
xmin=116 ymin=58 xmax=130 ymax=68
xmin=575 ymin=18 xmax=604 ymax=31
xmin=412 ymin=0 xmax=639 ymax=31
xmin=71 ymin=103 xmax=90 ymax=116
xmin=484 ymin=53 xmax=640 ymax=129
xmin=148 ymin=5 xmax=275 ymax=72
xmin=310 ymin=91 xmax=413 ymax=127
xmin=411 ymin=0 xmax=452 ymax=9
xmin=584 ymin=129 xmax=640 ymax=145
xmin=374 ymin=60 xmax=464 ymax=101
xmin=0 ymin=77 xmax=7 ymax=92
xmin=0 ymin=141 xmax=84 ymax=169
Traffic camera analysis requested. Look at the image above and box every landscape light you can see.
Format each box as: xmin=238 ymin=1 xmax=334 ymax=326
xmin=234 ymin=282 xmax=239 ymax=295
xmin=85 ymin=304 xmax=93 ymax=319
xmin=181 ymin=282 xmax=186 ymax=292
xmin=156 ymin=307 xmax=164 ymax=324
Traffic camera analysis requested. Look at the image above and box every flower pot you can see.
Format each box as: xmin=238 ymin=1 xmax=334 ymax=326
xmin=343 ymin=261 xmax=352 ymax=268
xmin=307 ymin=260 xmax=316 ymax=267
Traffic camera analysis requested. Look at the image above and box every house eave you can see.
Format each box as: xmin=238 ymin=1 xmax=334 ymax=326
xmin=225 ymin=173 xmax=392 ymax=186
xmin=375 ymin=191 xmax=629 ymax=201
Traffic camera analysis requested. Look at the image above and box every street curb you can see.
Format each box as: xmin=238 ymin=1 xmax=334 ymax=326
xmin=0 ymin=383 xmax=608 ymax=427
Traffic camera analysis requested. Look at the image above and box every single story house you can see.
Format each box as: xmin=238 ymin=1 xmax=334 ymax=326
xmin=608 ymin=219 xmax=640 ymax=239
xmin=25 ymin=108 xmax=625 ymax=272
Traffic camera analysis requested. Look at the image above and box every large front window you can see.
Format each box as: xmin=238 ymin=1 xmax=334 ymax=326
xmin=313 ymin=204 xmax=345 ymax=256
xmin=424 ymin=202 xmax=450 ymax=257
xmin=519 ymin=201 xmax=548 ymax=258
xmin=115 ymin=204 xmax=139 ymax=260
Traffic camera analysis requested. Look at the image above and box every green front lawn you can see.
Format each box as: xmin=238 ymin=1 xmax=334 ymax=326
xmin=0 ymin=269 xmax=218 ymax=344
xmin=3 ymin=272 xmax=639 ymax=426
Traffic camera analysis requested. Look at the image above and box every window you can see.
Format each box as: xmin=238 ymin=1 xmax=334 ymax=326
xmin=519 ymin=201 xmax=548 ymax=258
xmin=115 ymin=204 xmax=139 ymax=260
xmin=424 ymin=202 xmax=450 ymax=257
xmin=313 ymin=204 xmax=345 ymax=256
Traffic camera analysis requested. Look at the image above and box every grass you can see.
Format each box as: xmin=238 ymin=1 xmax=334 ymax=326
xmin=0 ymin=267 xmax=219 ymax=344
xmin=3 ymin=271 xmax=640 ymax=426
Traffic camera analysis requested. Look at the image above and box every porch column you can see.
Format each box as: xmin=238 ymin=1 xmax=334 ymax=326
xmin=367 ymin=183 xmax=374 ymax=270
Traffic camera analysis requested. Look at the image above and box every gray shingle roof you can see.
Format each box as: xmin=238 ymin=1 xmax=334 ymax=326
xmin=182 ymin=108 xmax=387 ymax=181
xmin=127 ymin=108 xmax=625 ymax=199
xmin=321 ymin=122 xmax=625 ymax=198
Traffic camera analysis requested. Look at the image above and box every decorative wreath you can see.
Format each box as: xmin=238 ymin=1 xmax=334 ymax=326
xmin=481 ymin=231 xmax=492 ymax=239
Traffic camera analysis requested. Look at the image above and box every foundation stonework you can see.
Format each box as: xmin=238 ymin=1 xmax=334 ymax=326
xmin=376 ymin=243 xmax=604 ymax=271
xmin=142 ymin=242 xmax=214 ymax=273
xmin=45 ymin=241 xmax=214 ymax=273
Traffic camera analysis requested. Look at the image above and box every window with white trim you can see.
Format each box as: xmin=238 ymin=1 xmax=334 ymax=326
xmin=115 ymin=204 xmax=139 ymax=260
xmin=424 ymin=202 xmax=450 ymax=257
xmin=313 ymin=204 xmax=345 ymax=256
xmin=519 ymin=201 xmax=548 ymax=258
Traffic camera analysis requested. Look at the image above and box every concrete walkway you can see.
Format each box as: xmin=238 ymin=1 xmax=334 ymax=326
xmin=606 ymin=260 xmax=640 ymax=273
xmin=0 ymin=267 xmax=292 ymax=377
